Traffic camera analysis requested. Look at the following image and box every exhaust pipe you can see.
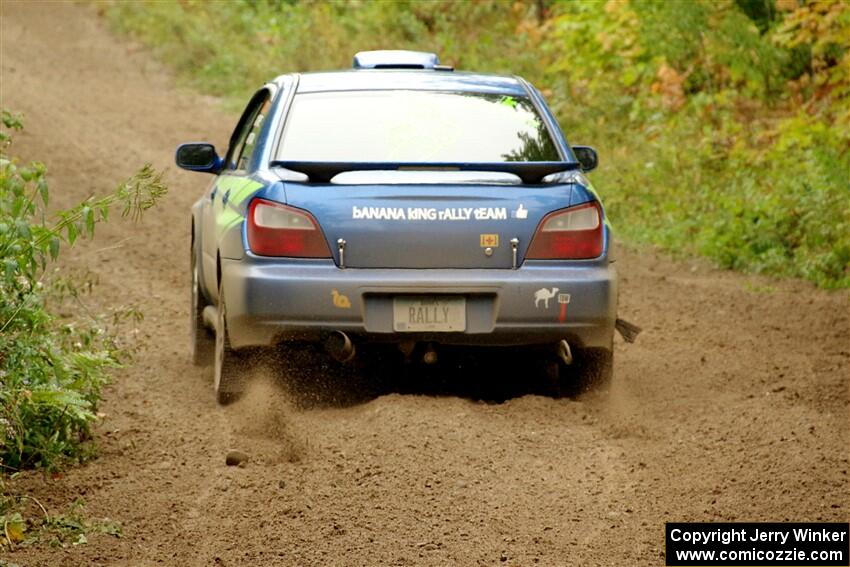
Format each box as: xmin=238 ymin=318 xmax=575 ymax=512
xmin=325 ymin=331 xmax=356 ymax=363
xmin=557 ymin=339 xmax=573 ymax=366
xmin=422 ymin=344 xmax=438 ymax=365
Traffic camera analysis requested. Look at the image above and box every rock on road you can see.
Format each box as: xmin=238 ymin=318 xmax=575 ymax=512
xmin=2 ymin=2 xmax=848 ymax=565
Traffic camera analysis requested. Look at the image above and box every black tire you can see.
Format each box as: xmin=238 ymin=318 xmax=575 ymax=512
xmin=543 ymin=346 xmax=613 ymax=398
xmin=214 ymin=283 xmax=247 ymax=405
xmin=191 ymin=247 xmax=215 ymax=366
xmin=568 ymin=347 xmax=613 ymax=396
xmin=538 ymin=358 xmax=564 ymax=397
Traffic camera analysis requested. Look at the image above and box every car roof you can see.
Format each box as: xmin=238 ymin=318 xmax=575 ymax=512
xmin=290 ymin=69 xmax=528 ymax=96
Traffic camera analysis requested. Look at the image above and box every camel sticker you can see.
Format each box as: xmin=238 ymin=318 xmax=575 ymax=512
xmin=534 ymin=287 xmax=559 ymax=309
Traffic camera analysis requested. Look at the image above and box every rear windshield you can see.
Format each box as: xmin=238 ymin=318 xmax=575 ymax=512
xmin=276 ymin=90 xmax=560 ymax=162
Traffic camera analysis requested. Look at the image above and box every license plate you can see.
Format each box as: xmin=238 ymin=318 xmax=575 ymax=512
xmin=393 ymin=296 xmax=466 ymax=332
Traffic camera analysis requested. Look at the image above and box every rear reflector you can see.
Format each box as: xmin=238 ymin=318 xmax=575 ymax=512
xmin=247 ymin=198 xmax=331 ymax=258
xmin=526 ymin=201 xmax=604 ymax=260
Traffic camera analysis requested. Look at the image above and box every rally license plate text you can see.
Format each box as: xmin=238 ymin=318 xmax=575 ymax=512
xmin=393 ymin=296 xmax=466 ymax=332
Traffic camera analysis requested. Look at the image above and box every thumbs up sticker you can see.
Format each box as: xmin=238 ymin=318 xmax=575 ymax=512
xmin=513 ymin=204 xmax=528 ymax=219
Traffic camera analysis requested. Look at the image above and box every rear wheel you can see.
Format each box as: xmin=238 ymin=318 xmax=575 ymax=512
xmin=570 ymin=347 xmax=613 ymax=395
xmin=543 ymin=346 xmax=613 ymax=398
xmin=214 ymin=284 xmax=247 ymax=405
xmin=191 ymin=249 xmax=215 ymax=366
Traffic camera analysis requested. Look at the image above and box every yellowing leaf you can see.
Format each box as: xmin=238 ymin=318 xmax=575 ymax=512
xmin=3 ymin=513 xmax=26 ymax=543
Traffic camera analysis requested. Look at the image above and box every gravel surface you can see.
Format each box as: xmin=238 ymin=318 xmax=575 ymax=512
xmin=2 ymin=3 xmax=848 ymax=565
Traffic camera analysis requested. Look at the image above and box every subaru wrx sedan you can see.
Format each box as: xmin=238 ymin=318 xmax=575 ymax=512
xmin=176 ymin=50 xmax=617 ymax=403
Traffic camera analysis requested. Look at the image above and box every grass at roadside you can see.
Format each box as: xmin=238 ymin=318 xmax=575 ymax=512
xmin=104 ymin=0 xmax=850 ymax=288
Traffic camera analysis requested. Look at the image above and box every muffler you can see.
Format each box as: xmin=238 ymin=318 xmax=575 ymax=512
xmin=557 ymin=339 xmax=573 ymax=366
xmin=422 ymin=343 xmax=438 ymax=365
xmin=325 ymin=331 xmax=356 ymax=363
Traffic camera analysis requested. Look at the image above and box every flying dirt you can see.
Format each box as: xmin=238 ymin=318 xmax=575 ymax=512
xmin=1 ymin=2 xmax=848 ymax=565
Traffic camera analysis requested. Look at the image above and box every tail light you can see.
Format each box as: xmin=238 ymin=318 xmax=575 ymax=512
xmin=247 ymin=198 xmax=331 ymax=257
xmin=526 ymin=201 xmax=604 ymax=259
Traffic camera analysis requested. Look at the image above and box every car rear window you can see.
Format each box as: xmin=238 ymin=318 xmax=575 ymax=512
xmin=276 ymin=90 xmax=560 ymax=163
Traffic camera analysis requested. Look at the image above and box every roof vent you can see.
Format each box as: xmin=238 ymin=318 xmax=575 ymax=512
xmin=353 ymin=50 xmax=447 ymax=70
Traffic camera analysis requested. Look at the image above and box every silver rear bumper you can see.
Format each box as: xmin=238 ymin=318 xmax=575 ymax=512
xmin=221 ymin=256 xmax=617 ymax=350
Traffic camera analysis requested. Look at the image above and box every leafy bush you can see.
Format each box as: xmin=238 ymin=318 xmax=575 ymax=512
xmin=543 ymin=0 xmax=850 ymax=288
xmin=0 ymin=111 xmax=166 ymax=471
xmin=104 ymin=0 xmax=849 ymax=287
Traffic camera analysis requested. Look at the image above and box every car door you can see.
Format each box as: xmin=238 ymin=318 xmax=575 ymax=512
xmin=201 ymin=89 xmax=272 ymax=296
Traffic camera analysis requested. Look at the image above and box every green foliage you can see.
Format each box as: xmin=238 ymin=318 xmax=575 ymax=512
xmin=1 ymin=489 xmax=121 ymax=551
xmin=105 ymin=0 xmax=849 ymax=287
xmin=103 ymin=0 xmax=541 ymax=107
xmin=0 ymin=114 xmax=166 ymax=471
xmin=543 ymin=0 xmax=850 ymax=288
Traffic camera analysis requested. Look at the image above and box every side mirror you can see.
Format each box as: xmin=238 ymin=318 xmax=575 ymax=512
xmin=572 ymin=146 xmax=598 ymax=172
xmin=175 ymin=143 xmax=222 ymax=174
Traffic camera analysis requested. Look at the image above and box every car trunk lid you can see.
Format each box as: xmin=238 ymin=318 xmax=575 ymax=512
xmin=282 ymin=176 xmax=579 ymax=269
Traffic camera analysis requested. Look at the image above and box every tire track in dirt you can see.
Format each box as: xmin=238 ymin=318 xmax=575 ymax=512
xmin=2 ymin=3 xmax=848 ymax=566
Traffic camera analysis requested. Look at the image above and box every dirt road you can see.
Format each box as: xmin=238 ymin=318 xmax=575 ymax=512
xmin=2 ymin=3 xmax=848 ymax=566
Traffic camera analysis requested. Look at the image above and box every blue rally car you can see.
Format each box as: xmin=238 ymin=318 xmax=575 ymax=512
xmin=176 ymin=51 xmax=618 ymax=403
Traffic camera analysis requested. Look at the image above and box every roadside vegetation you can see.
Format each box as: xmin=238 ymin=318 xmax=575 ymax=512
xmin=106 ymin=0 xmax=849 ymax=288
xmin=1 ymin=110 xmax=164 ymax=550
xmin=0 ymin=110 xmax=166 ymax=552
xmin=1 ymin=492 xmax=121 ymax=554
xmin=0 ymin=111 xmax=166 ymax=473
